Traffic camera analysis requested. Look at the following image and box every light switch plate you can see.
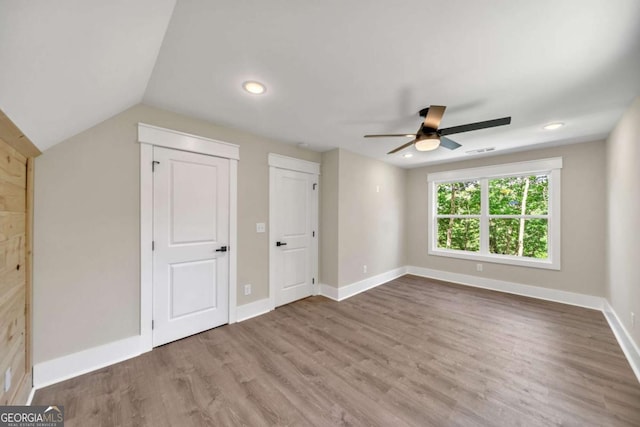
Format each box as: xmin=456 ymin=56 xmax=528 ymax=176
xmin=256 ymin=223 xmax=266 ymax=233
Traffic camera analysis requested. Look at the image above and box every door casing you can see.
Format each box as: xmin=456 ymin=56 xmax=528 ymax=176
xmin=268 ymin=153 xmax=320 ymax=310
xmin=138 ymin=123 xmax=239 ymax=353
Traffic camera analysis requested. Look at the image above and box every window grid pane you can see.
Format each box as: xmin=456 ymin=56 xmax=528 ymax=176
xmin=436 ymin=180 xmax=481 ymax=215
xmin=489 ymin=218 xmax=548 ymax=259
xmin=489 ymin=175 xmax=549 ymax=215
xmin=433 ymin=175 xmax=551 ymax=261
xmin=436 ymin=218 xmax=480 ymax=252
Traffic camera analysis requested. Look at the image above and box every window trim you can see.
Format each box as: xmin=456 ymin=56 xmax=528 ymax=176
xmin=427 ymin=157 xmax=562 ymax=270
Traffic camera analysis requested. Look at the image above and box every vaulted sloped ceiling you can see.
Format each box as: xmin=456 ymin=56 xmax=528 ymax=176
xmin=0 ymin=0 xmax=176 ymax=151
xmin=1 ymin=0 xmax=639 ymax=166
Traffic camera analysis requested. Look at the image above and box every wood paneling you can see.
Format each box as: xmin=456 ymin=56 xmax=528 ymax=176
xmin=0 ymin=109 xmax=37 ymax=405
xmin=33 ymin=275 xmax=640 ymax=426
xmin=0 ymin=111 xmax=41 ymax=159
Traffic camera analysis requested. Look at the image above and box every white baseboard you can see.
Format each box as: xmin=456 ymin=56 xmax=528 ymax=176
xmin=26 ymin=387 xmax=35 ymax=405
xmin=319 ymin=266 xmax=407 ymax=301
xmin=603 ymin=300 xmax=640 ymax=382
xmin=33 ymin=335 xmax=142 ymax=389
xmin=236 ymin=298 xmax=273 ymax=322
xmin=319 ymin=283 xmax=340 ymax=301
xmin=406 ymin=266 xmax=604 ymax=310
xmin=29 ymin=266 xmax=639 ymax=393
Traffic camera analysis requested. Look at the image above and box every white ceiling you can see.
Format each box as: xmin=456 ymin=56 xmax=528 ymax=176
xmin=0 ymin=0 xmax=176 ymax=151
xmin=2 ymin=1 xmax=639 ymax=166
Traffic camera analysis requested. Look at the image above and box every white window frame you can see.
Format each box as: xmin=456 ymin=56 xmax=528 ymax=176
xmin=427 ymin=157 xmax=562 ymax=270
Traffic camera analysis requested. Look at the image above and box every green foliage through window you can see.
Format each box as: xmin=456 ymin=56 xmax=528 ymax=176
xmin=435 ymin=175 xmax=549 ymax=259
xmin=489 ymin=175 xmax=548 ymax=215
xmin=436 ymin=218 xmax=480 ymax=251
xmin=437 ymin=181 xmax=481 ymax=215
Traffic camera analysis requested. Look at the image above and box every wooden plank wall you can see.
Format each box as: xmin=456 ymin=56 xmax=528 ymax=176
xmin=0 ymin=110 xmax=40 ymax=404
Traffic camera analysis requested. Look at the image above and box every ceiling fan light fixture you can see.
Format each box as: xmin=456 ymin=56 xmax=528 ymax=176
xmin=415 ymin=136 xmax=440 ymax=151
xmin=543 ymin=122 xmax=564 ymax=130
xmin=242 ymin=80 xmax=266 ymax=95
xmin=365 ymin=104 xmax=511 ymax=155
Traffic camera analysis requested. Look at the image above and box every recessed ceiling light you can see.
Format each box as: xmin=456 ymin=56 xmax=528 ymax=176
xmin=242 ymin=81 xmax=266 ymax=95
xmin=403 ymin=153 xmax=413 ymax=158
xmin=543 ymin=122 xmax=564 ymax=130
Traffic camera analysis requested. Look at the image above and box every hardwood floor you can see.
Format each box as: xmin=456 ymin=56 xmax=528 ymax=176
xmin=33 ymin=275 xmax=640 ymax=426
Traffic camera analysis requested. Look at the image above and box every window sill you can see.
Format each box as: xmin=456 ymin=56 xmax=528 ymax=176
xmin=428 ymin=248 xmax=560 ymax=270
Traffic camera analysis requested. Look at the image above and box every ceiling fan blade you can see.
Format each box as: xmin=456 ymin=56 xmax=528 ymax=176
xmin=364 ymin=133 xmax=415 ymax=138
xmin=438 ymin=117 xmax=511 ymax=136
xmin=387 ymin=140 xmax=415 ymax=154
xmin=440 ymin=137 xmax=462 ymax=150
xmin=423 ymin=105 xmax=446 ymax=130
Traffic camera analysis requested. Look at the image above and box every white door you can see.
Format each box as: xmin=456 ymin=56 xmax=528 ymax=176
xmin=272 ymin=167 xmax=317 ymax=307
xmin=153 ymin=146 xmax=230 ymax=346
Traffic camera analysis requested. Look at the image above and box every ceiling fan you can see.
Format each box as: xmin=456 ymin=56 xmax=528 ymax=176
xmin=364 ymin=105 xmax=511 ymax=154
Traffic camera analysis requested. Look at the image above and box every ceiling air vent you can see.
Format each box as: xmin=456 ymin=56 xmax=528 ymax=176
xmin=465 ymin=147 xmax=496 ymax=155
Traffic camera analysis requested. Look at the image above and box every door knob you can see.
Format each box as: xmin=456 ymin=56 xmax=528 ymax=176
xmin=215 ymin=246 xmax=228 ymax=252
xmin=276 ymin=241 xmax=287 ymax=247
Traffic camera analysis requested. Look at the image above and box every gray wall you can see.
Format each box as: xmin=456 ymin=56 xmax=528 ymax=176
xmin=406 ymin=140 xmax=607 ymax=297
xmin=337 ymin=149 xmax=406 ymax=286
xmin=319 ymin=149 xmax=339 ymax=287
xmin=33 ymin=104 xmax=320 ymax=363
xmin=606 ymin=96 xmax=640 ymax=348
xmin=318 ymin=148 xmax=406 ymax=288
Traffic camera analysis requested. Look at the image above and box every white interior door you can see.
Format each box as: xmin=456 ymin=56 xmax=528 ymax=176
xmin=153 ymin=146 xmax=229 ymax=346
xmin=272 ymin=167 xmax=317 ymax=307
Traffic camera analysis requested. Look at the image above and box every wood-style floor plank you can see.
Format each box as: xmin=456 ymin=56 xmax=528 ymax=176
xmin=33 ymin=275 xmax=640 ymax=426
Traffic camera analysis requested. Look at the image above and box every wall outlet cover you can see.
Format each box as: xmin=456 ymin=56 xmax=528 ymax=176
xmin=4 ymin=367 xmax=11 ymax=392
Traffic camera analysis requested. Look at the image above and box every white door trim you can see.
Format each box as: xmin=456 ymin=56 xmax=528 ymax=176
xmin=268 ymin=154 xmax=320 ymax=310
xmin=268 ymin=153 xmax=320 ymax=175
xmin=139 ymin=123 xmax=240 ymax=160
xmin=138 ymin=123 xmax=239 ymax=353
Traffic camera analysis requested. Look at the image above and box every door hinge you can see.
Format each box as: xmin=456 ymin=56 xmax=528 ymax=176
xmin=313 ymin=183 xmax=317 ymax=190
xmin=152 ymin=241 xmax=155 ymax=251
xmin=312 ymin=230 xmax=315 ymax=237
xmin=152 ymin=320 xmax=154 ymax=330
xmin=312 ymin=278 xmax=315 ymax=284
xmin=152 ymin=160 xmax=160 ymax=172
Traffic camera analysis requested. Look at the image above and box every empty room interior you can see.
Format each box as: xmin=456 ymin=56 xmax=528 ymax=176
xmin=1 ymin=1 xmax=640 ymax=425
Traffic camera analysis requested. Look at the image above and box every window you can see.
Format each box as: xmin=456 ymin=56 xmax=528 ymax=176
xmin=427 ymin=158 xmax=562 ymax=269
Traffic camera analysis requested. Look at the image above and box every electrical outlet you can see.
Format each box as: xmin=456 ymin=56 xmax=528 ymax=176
xmin=376 ymin=185 xmax=380 ymax=193
xmin=476 ymin=263 xmax=483 ymax=272
xmin=256 ymin=223 xmax=266 ymax=233
xmin=363 ymin=265 xmax=367 ymax=273
xmin=632 ymin=312 xmax=635 ymax=329
xmin=244 ymin=284 xmax=252 ymax=296
xmin=4 ymin=367 xmax=11 ymax=393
